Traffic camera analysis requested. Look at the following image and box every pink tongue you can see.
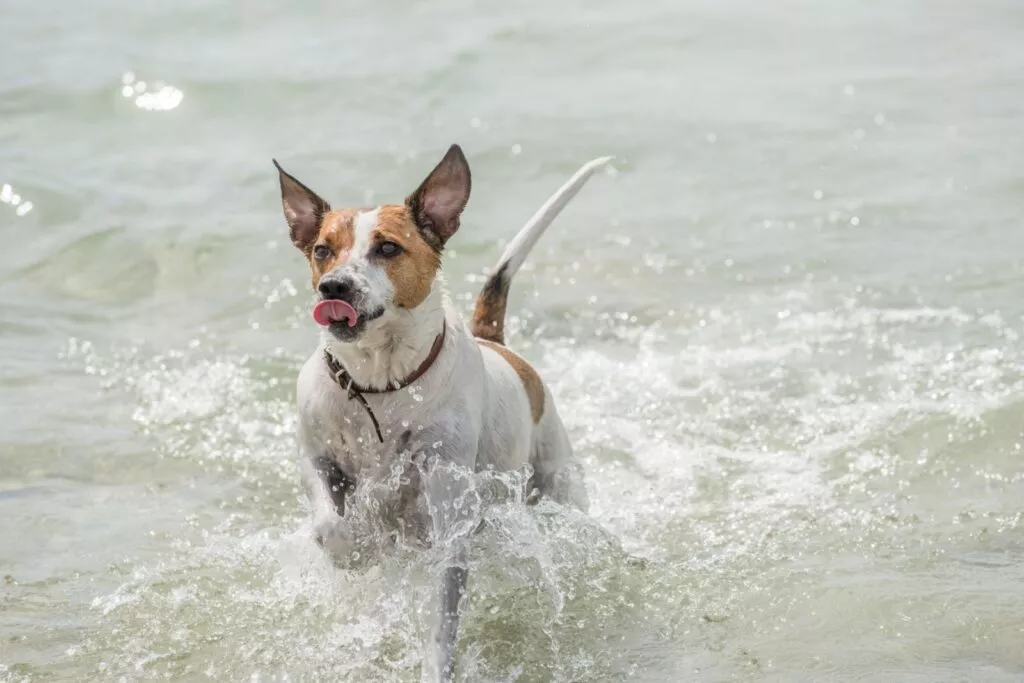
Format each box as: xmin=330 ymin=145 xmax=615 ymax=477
xmin=312 ymin=300 xmax=359 ymax=327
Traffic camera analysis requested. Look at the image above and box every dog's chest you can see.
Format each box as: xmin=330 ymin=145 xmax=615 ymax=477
xmin=306 ymin=394 xmax=436 ymax=538
xmin=301 ymin=369 xmax=437 ymax=469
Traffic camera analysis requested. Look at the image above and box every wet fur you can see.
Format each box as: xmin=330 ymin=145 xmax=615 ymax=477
xmin=276 ymin=146 xmax=610 ymax=681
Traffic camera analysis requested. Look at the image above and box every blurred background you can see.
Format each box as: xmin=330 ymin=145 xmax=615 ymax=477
xmin=2 ymin=0 xmax=1024 ymax=680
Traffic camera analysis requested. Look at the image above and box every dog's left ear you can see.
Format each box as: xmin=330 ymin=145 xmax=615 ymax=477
xmin=406 ymin=144 xmax=471 ymax=248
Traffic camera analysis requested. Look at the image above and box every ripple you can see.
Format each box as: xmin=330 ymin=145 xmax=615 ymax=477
xmin=13 ymin=226 xmax=158 ymax=307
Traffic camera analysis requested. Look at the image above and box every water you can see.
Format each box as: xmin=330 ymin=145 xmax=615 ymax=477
xmin=3 ymin=0 xmax=1024 ymax=680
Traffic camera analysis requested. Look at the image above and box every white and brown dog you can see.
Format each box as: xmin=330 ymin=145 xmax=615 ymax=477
xmin=274 ymin=145 xmax=610 ymax=681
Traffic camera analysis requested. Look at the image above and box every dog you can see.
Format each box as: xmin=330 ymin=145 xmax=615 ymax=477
xmin=274 ymin=145 xmax=610 ymax=681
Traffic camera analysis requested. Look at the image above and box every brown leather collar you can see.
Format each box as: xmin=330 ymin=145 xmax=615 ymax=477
xmin=323 ymin=322 xmax=447 ymax=442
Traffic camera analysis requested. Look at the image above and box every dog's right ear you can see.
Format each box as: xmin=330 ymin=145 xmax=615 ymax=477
xmin=274 ymin=160 xmax=330 ymax=254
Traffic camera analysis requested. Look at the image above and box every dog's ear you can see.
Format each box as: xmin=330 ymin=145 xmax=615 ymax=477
xmin=274 ymin=160 xmax=330 ymax=254
xmin=406 ymin=144 xmax=471 ymax=248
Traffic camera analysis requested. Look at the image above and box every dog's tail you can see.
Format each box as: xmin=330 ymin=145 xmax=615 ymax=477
xmin=471 ymin=156 xmax=613 ymax=344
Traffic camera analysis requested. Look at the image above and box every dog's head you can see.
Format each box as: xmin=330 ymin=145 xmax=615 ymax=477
xmin=275 ymin=145 xmax=470 ymax=342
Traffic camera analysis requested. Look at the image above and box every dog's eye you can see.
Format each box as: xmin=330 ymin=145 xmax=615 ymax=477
xmin=313 ymin=245 xmax=331 ymax=260
xmin=378 ymin=241 xmax=402 ymax=257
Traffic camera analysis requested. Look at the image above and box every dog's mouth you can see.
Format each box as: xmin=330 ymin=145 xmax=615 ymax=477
xmin=313 ymin=299 xmax=359 ymax=327
xmin=314 ymin=299 xmax=385 ymax=341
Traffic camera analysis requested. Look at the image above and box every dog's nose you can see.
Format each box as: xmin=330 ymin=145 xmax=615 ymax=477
xmin=318 ymin=277 xmax=354 ymax=300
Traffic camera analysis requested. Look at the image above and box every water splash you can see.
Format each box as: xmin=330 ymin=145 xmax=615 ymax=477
xmin=56 ymin=285 xmax=1024 ymax=680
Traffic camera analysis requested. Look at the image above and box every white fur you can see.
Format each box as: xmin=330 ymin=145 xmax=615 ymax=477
xmin=352 ymin=207 xmax=379 ymax=254
xmin=320 ymin=281 xmax=441 ymax=392
xmin=295 ymin=158 xmax=609 ymax=682
xmin=497 ymin=155 xmax=613 ymax=279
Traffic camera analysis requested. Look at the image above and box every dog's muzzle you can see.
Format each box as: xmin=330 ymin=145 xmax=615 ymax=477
xmin=314 ymin=275 xmax=362 ymax=327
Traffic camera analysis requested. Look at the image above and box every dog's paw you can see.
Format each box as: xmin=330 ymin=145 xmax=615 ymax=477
xmin=313 ymin=517 xmax=358 ymax=566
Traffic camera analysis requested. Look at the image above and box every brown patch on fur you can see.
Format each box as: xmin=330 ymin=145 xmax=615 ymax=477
xmin=373 ymin=205 xmax=441 ymax=309
xmin=308 ymin=209 xmax=358 ymax=289
xmin=478 ymin=340 xmax=545 ymax=423
xmin=471 ymin=263 xmax=509 ymax=344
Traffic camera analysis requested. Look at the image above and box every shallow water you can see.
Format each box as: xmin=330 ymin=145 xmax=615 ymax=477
xmin=3 ymin=0 xmax=1024 ymax=681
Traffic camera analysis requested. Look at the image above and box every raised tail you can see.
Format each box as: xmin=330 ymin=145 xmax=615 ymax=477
xmin=471 ymin=156 xmax=613 ymax=344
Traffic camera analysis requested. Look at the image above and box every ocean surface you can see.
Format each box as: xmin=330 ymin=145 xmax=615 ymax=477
xmin=2 ymin=0 xmax=1023 ymax=680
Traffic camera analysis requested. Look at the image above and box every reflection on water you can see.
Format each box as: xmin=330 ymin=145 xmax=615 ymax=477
xmin=121 ymin=72 xmax=184 ymax=112
xmin=0 ymin=183 xmax=33 ymax=216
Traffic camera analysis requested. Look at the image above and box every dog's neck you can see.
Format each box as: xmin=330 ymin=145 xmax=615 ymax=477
xmin=322 ymin=277 xmax=447 ymax=391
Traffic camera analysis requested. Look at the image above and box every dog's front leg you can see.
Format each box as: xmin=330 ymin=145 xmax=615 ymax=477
xmin=299 ymin=449 xmax=357 ymax=559
xmin=432 ymin=541 xmax=469 ymax=683
xmin=418 ymin=451 xmax=478 ymax=683
xmin=312 ymin=454 xmax=353 ymax=516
